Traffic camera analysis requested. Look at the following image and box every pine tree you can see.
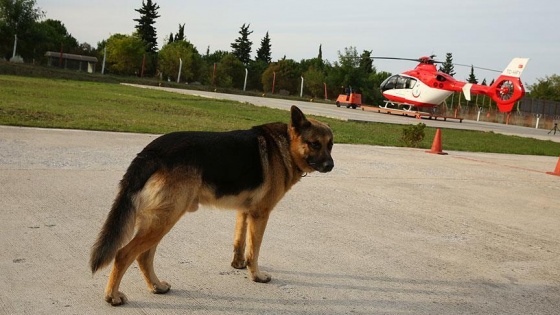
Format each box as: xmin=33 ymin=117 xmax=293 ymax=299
xmin=174 ymin=23 xmax=185 ymax=42
xmin=134 ymin=0 xmax=160 ymax=53
xmin=318 ymin=44 xmax=322 ymax=60
xmin=167 ymin=32 xmax=174 ymax=45
xmin=231 ymin=23 xmax=253 ymax=64
xmin=255 ymin=31 xmax=271 ymax=63
xmin=438 ymin=52 xmax=456 ymax=77
xmin=359 ymin=50 xmax=374 ymax=74
xmin=467 ymin=66 xmax=478 ymax=84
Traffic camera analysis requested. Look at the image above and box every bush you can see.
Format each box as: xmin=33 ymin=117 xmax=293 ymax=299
xmin=401 ymin=123 xmax=426 ymax=147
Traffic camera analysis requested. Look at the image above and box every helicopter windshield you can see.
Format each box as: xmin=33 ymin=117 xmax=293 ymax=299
xmin=380 ymin=75 xmax=417 ymax=91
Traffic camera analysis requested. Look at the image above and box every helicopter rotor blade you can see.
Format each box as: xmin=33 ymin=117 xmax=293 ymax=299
xmin=452 ymin=63 xmax=501 ymax=73
xmin=370 ymin=56 xmax=422 ymax=62
xmin=347 ymin=55 xmax=501 ymax=72
xmin=344 ymin=56 xmax=421 ymax=62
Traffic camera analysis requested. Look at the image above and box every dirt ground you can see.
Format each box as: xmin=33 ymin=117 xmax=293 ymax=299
xmin=1 ymin=125 xmax=559 ymax=314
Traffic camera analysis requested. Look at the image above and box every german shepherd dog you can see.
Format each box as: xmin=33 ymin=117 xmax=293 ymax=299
xmin=90 ymin=106 xmax=334 ymax=306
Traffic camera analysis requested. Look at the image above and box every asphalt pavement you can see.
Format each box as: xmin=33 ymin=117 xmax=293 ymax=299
xmin=1 ymin=122 xmax=559 ymax=314
xmin=2 ymin=80 xmax=560 ymax=315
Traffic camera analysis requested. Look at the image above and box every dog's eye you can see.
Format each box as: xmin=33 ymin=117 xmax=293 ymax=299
xmin=307 ymin=141 xmax=321 ymax=150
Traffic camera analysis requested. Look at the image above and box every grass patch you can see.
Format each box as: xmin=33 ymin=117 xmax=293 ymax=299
xmin=1 ymin=74 xmax=559 ymax=156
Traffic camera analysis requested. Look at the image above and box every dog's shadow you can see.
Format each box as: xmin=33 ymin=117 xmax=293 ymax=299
xmin=124 ymin=267 xmax=500 ymax=314
xmin=267 ymin=267 xmax=473 ymax=293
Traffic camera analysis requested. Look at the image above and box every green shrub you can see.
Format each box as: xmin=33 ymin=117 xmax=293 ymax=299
xmin=401 ymin=123 xmax=426 ymax=147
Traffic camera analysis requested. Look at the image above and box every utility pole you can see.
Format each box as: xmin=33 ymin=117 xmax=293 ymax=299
xmin=101 ymin=47 xmax=107 ymax=74
xmin=12 ymin=34 xmax=17 ymax=60
xmin=12 ymin=22 xmax=18 ymax=60
xmin=177 ymin=58 xmax=183 ymax=83
xmin=243 ymin=68 xmax=248 ymax=91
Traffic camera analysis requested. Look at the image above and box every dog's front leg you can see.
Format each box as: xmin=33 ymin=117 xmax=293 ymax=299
xmin=245 ymin=211 xmax=272 ymax=283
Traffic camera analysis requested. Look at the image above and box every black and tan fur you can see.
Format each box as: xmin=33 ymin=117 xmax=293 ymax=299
xmin=90 ymin=106 xmax=334 ymax=306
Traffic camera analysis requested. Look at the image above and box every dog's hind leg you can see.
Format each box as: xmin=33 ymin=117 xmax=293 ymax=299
xmin=105 ymin=212 xmax=182 ymax=305
xmin=104 ymin=230 xmax=165 ymax=306
xmin=137 ymin=245 xmax=171 ymax=294
xmin=245 ymin=211 xmax=272 ymax=283
xmin=134 ymin=175 xmax=201 ymax=299
xmin=231 ymin=211 xmax=248 ymax=269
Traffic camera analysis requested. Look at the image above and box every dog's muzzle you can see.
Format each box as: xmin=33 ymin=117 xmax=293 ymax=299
xmin=310 ymin=158 xmax=334 ymax=173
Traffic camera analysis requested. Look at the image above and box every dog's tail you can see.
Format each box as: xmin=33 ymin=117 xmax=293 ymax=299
xmin=89 ymin=154 xmax=159 ymax=274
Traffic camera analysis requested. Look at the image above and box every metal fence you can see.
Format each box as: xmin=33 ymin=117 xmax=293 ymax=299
xmin=437 ymin=95 xmax=559 ymax=129
xmin=518 ymin=98 xmax=560 ymax=118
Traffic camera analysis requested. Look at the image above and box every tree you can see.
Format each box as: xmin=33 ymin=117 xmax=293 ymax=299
xmin=467 ymin=65 xmax=478 ymax=84
xmin=203 ymin=49 xmax=229 ymax=65
xmin=262 ymin=59 xmax=300 ymax=94
xmin=158 ymin=40 xmax=201 ymax=83
xmin=338 ymin=46 xmax=359 ymax=68
xmin=231 ymin=23 xmax=252 ymax=64
xmin=174 ymin=23 xmax=185 ymax=42
xmin=321 ymin=47 xmax=384 ymax=103
xmin=337 ymin=47 xmax=367 ymax=93
xmin=367 ymin=71 xmax=392 ymax=105
xmin=33 ymin=19 xmax=79 ymax=62
xmin=166 ymin=32 xmax=173 ymax=45
xmin=299 ymin=45 xmax=325 ymax=72
xmin=213 ymin=53 xmax=245 ymax=88
xmin=134 ymin=0 xmax=160 ymax=53
xmin=105 ymin=33 xmax=145 ymax=75
xmin=359 ymin=50 xmax=374 ymax=74
xmin=528 ymin=75 xmax=560 ymax=101
xmin=299 ymin=57 xmax=324 ymax=76
xmin=303 ymin=66 xmax=325 ymax=98
xmin=246 ymin=60 xmax=267 ymax=91
xmin=438 ymin=52 xmax=456 ymax=77
xmin=38 ymin=19 xmax=78 ymax=48
xmin=201 ymin=49 xmax=229 ymax=85
xmin=0 ymin=0 xmax=43 ymax=60
xmin=255 ymin=31 xmax=271 ymax=64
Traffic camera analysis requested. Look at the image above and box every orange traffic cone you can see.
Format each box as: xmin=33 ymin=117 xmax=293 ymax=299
xmin=426 ymin=128 xmax=448 ymax=155
xmin=546 ymin=155 xmax=560 ymax=176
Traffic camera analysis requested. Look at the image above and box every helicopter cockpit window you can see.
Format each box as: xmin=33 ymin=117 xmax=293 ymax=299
xmin=396 ymin=76 xmax=407 ymax=89
xmin=406 ymin=78 xmax=417 ymax=89
xmin=381 ymin=75 xmax=417 ymax=91
xmin=380 ymin=75 xmax=398 ymax=91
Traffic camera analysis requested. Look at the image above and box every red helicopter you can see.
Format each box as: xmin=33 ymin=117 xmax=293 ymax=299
xmin=377 ymin=56 xmax=530 ymax=112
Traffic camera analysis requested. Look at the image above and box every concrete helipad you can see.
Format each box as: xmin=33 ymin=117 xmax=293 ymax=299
xmin=1 ymin=125 xmax=559 ymax=314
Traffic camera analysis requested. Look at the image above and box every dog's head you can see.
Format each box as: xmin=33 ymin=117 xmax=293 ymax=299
xmin=288 ymin=106 xmax=334 ymax=173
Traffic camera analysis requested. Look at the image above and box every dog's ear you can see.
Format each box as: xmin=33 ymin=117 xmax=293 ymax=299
xmin=290 ymin=106 xmax=311 ymax=132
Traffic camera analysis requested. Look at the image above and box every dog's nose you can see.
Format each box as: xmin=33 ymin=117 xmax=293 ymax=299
xmin=321 ymin=160 xmax=334 ymax=173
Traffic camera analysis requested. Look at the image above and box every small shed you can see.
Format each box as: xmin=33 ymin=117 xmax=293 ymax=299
xmin=45 ymin=51 xmax=98 ymax=73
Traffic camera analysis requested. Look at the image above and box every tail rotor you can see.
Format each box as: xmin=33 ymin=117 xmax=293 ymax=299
xmin=487 ymin=58 xmax=529 ymax=112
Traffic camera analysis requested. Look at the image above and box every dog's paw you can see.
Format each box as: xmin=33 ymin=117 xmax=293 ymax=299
xmin=105 ymin=291 xmax=127 ymax=306
xmin=251 ymin=271 xmax=272 ymax=283
xmin=231 ymin=260 xmax=247 ymax=269
xmin=151 ymin=281 xmax=171 ymax=294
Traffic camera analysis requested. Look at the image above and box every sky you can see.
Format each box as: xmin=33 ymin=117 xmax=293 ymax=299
xmin=37 ymin=0 xmax=560 ymax=86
